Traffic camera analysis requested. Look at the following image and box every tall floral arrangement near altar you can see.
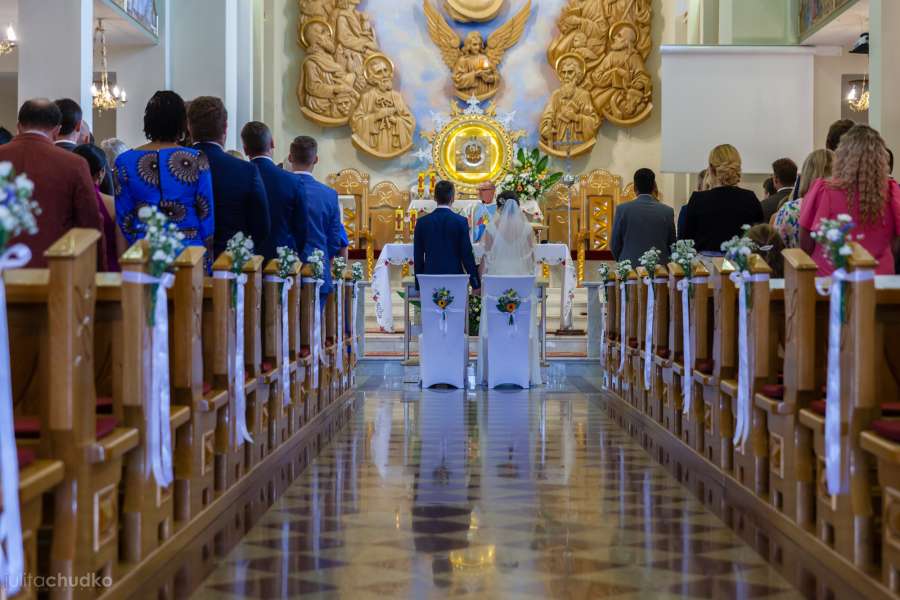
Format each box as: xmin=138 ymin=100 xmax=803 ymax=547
xmin=498 ymin=147 xmax=563 ymax=199
xmin=0 ymin=162 xmax=39 ymax=595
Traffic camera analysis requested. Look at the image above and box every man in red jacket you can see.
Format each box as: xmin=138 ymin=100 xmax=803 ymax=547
xmin=0 ymin=99 xmax=105 ymax=268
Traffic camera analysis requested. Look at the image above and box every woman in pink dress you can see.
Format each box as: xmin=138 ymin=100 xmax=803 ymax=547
xmin=799 ymin=125 xmax=900 ymax=276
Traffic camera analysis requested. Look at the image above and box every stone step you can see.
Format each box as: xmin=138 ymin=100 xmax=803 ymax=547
xmin=363 ymin=332 xmax=588 ymax=358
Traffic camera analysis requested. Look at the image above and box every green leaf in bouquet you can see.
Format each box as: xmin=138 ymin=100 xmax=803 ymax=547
xmin=543 ymin=172 xmax=563 ymax=189
xmin=517 ymin=147 xmax=526 ymax=164
xmin=536 ymin=154 xmax=549 ymax=173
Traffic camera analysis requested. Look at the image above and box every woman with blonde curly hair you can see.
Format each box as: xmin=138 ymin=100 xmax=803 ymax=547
xmin=678 ymin=144 xmax=764 ymax=253
xmin=799 ymin=125 xmax=900 ymax=275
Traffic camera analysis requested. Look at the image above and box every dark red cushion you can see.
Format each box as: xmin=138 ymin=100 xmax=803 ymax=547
xmin=203 ymin=382 xmax=213 ymax=395
xmin=810 ymin=400 xmax=826 ymax=416
xmin=14 ymin=417 xmax=41 ymax=439
xmin=872 ymin=419 xmax=900 ymax=443
xmin=96 ymin=416 xmax=118 ymax=440
xmin=656 ymin=347 xmax=670 ymax=359
xmin=695 ymin=359 xmax=714 ymax=375
xmin=882 ymin=403 xmax=900 ymax=417
xmin=627 ymin=337 xmax=638 ymax=349
xmin=761 ymin=384 xmax=784 ymax=399
xmin=96 ymin=396 xmax=114 ymax=414
xmin=300 ymin=346 xmax=311 ymax=358
xmin=17 ymin=447 xmax=36 ymax=468
xmin=777 ymin=372 xmax=784 ymax=385
xmin=261 ymin=360 xmax=274 ymax=373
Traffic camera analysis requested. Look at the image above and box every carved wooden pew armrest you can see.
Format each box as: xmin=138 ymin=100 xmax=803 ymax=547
xmin=18 ymin=459 xmax=64 ymax=502
xmin=170 ymin=405 xmax=192 ymax=430
xmin=754 ymin=393 xmax=794 ymax=416
xmin=87 ymin=427 xmax=140 ymax=464
xmin=861 ymin=430 xmax=900 ymax=462
xmin=198 ymin=388 xmax=229 ymax=413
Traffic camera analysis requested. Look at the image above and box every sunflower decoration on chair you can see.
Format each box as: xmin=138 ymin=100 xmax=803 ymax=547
xmin=432 ymin=287 xmax=455 ymax=326
xmin=496 ymin=288 xmax=521 ymax=326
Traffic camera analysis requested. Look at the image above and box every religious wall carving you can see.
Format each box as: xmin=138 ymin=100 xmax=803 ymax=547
xmin=543 ymin=0 xmax=653 ymax=158
xmin=444 ymin=0 xmax=505 ymax=23
xmin=296 ymin=0 xmax=416 ymax=159
xmin=424 ymin=0 xmax=531 ymax=102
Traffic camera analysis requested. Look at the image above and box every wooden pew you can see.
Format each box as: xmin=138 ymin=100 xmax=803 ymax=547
xmin=798 ymin=245 xmax=877 ymax=571
xmin=322 ymin=287 xmax=338 ymax=409
xmin=663 ymin=262 xmax=686 ymax=438
xmin=11 ymin=230 xmax=139 ymax=595
xmin=603 ymin=271 xmax=618 ymax=392
xmin=645 ymin=264 xmax=669 ymax=424
xmin=629 ymin=268 xmax=647 ymax=411
xmin=680 ymin=261 xmax=712 ymax=453
xmin=755 ymin=249 xmax=822 ymax=529
xmin=286 ymin=264 xmax=306 ymax=435
xmin=171 ymin=247 xmax=225 ymax=522
xmin=299 ymin=266 xmax=320 ymax=421
xmin=241 ymin=255 xmax=269 ymax=471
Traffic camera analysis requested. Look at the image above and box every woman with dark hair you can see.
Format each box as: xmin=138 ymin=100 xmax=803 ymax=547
xmin=74 ymin=144 xmax=121 ymax=271
xmin=114 ymin=90 xmax=215 ymax=271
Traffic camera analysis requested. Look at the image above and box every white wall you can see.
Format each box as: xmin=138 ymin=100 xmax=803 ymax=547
xmin=0 ymin=73 xmax=17 ymax=132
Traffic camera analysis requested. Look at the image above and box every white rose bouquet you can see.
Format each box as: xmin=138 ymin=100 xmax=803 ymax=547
xmin=639 ymin=247 xmax=661 ymax=275
xmin=226 ymin=232 xmax=255 ymax=306
xmin=306 ymin=248 xmax=325 ymax=279
xmin=140 ymin=206 xmax=184 ymax=325
xmin=0 ymin=161 xmax=40 ymax=248
xmin=351 ymin=261 xmax=364 ymax=282
xmin=332 ymin=256 xmax=347 ymax=280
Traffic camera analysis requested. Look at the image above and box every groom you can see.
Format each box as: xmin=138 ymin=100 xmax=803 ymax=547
xmin=413 ymin=180 xmax=481 ymax=293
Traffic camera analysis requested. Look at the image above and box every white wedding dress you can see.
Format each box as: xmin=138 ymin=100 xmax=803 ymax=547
xmin=477 ymin=199 xmax=542 ymax=386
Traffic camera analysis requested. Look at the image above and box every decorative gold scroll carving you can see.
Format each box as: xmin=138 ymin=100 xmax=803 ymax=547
xmin=424 ymin=0 xmax=531 ymax=102
xmin=543 ymin=0 xmax=654 ymax=157
xmin=296 ymin=0 xmax=416 ymax=159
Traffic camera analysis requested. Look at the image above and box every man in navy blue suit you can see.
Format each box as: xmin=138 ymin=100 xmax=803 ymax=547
xmin=413 ymin=180 xmax=480 ymax=293
xmin=288 ymin=136 xmax=348 ymax=296
xmin=188 ymin=96 xmax=271 ymax=257
xmin=241 ymin=121 xmax=308 ymax=260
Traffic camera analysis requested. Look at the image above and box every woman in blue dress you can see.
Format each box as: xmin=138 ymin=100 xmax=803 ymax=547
xmin=115 ymin=90 xmax=214 ymax=271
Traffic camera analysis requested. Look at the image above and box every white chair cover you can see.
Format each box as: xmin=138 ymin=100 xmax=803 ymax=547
xmin=483 ymin=275 xmax=535 ymax=389
xmin=418 ymin=274 xmax=469 ymax=388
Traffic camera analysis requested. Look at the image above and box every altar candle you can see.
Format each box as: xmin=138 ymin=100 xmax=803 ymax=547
xmin=417 ymin=172 xmax=425 ymax=198
xmin=394 ymin=208 xmax=404 ymax=232
xmin=409 ymin=208 xmax=418 ymax=232
xmin=429 ymin=171 xmax=437 ymax=196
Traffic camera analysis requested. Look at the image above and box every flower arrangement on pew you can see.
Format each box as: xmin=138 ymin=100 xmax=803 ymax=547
xmin=639 ymin=248 xmax=662 ymax=389
xmin=721 ymin=227 xmax=757 ymax=305
xmin=670 ymin=239 xmax=698 ymax=295
xmin=306 ymin=248 xmax=325 ymax=279
xmin=615 ymin=259 xmax=633 ymax=280
xmin=811 ymin=214 xmax=855 ymax=322
xmin=139 ymin=207 xmax=185 ymax=325
xmin=276 ymin=246 xmax=300 ymax=301
xmin=597 ymin=263 xmax=611 ymax=303
xmin=0 ymin=162 xmax=38 ymax=596
xmin=639 ymin=248 xmax=661 ymax=274
xmin=351 ymin=262 xmax=364 ymax=282
xmin=332 ymin=256 xmax=347 ymax=280
xmin=226 ymin=232 xmax=254 ymax=306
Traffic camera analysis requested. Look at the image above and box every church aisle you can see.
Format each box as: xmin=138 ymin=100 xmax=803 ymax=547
xmin=188 ymin=362 xmax=801 ymax=599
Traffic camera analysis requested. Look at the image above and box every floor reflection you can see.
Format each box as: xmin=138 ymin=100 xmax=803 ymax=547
xmin=190 ymin=362 xmax=801 ymax=599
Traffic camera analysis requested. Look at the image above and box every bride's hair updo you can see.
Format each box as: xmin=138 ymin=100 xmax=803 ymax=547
xmin=496 ymin=190 xmax=520 ymax=209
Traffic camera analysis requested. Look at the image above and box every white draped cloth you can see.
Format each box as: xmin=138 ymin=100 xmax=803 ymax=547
xmin=477 ymin=200 xmax=542 ymax=386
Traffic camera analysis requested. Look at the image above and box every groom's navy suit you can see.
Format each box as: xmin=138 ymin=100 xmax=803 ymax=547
xmin=414 ymin=206 xmax=480 ymax=290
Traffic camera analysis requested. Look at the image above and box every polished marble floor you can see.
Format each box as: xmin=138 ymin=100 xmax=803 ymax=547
xmin=188 ymin=362 xmax=802 ymax=599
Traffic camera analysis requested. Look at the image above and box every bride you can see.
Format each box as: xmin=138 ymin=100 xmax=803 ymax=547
xmin=477 ymin=191 xmax=542 ymax=386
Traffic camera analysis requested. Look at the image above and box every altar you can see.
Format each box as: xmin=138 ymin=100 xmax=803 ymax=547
xmin=370 ymin=242 xmax=576 ymax=333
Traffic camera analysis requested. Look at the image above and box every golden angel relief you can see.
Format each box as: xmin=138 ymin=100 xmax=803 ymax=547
xmin=296 ymin=0 xmax=416 ymax=160
xmin=424 ymin=0 xmax=531 ymax=102
xmin=541 ymin=0 xmax=653 ymax=158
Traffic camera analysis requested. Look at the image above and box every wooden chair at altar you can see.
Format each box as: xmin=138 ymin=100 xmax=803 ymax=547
xmin=579 ymin=169 xmax=621 ymax=253
xmin=327 ymin=168 xmax=370 ymax=250
xmin=544 ymin=183 xmax=580 ymax=250
xmin=621 ymin=183 xmax=637 ymax=203
xmin=367 ymin=181 xmax=410 ymax=250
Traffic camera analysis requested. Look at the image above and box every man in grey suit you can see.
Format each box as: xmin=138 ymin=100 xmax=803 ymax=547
xmin=760 ymin=157 xmax=797 ymax=222
xmin=611 ymin=168 xmax=676 ymax=264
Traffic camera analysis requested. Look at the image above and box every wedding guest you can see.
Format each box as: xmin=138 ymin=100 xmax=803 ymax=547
xmin=762 ymin=177 xmax=776 ymax=199
xmin=241 ymin=121 xmax=308 ymax=261
xmin=188 ymin=96 xmax=270 ymax=257
xmin=611 ymin=168 xmax=675 ymax=264
xmin=74 ymin=144 xmax=121 ymax=271
xmin=0 ymin=99 xmax=104 ymax=268
xmin=772 ymin=149 xmax=833 ymax=248
xmin=678 ymin=144 xmax=763 ymax=254
xmin=472 ymin=181 xmax=498 ymax=243
xmin=0 ymin=126 xmax=12 ymax=145
xmin=826 ymin=118 xmax=855 ymax=152
xmin=53 ymin=98 xmax=84 ymax=151
xmin=115 ymin=91 xmax=215 ymax=270
xmin=761 ymin=158 xmax=797 ymax=221
xmin=677 ymin=168 xmax=709 ymax=236
xmin=745 ymin=223 xmax=785 ymax=278
xmin=289 ymin=136 xmax=348 ymax=296
xmin=800 ymin=125 xmax=900 ymax=276
xmin=100 ymin=137 xmax=129 ymax=192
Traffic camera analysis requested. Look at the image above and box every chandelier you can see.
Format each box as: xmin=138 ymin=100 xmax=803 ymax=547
xmin=91 ymin=19 xmax=126 ymax=112
xmin=0 ymin=24 xmax=16 ymax=56
xmin=846 ymin=77 xmax=869 ymax=113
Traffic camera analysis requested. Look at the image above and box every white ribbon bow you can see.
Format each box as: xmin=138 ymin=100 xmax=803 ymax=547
xmin=486 ymin=295 xmax=530 ymax=336
xmin=350 ymin=282 xmax=360 ymax=359
xmin=303 ymin=278 xmax=325 ymax=386
xmin=618 ymin=281 xmax=636 ymax=373
xmin=0 ymin=244 xmax=31 ymax=596
xmin=643 ymin=277 xmax=668 ymax=391
xmin=678 ymin=276 xmax=708 ymax=416
xmin=431 ymin=307 xmax=464 ymax=334
xmin=729 ymin=271 xmax=769 ymax=448
xmin=335 ymin=282 xmax=344 ymax=374
xmin=815 ymin=268 xmax=874 ymax=496
xmin=214 ymin=271 xmax=253 ymax=446
xmin=122 ymin=270 xmax=176 ymax=487
xmin=264 ymin=275 xmax=294 ymax=407
xmin=601 ymin=282 xmax=613 ymax=366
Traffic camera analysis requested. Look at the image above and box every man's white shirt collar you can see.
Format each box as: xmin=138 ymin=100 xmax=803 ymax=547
xmin=297 ymin=171 xmax=315 ymax=177
xmin=251 ymin=155 xmax=275 ymax=164
xmin=21 ymin=130 xmax=51 ymax=139
xmin=777 ymin=187 xmax=793 ymax=193
xmin=54 ymin=139 xmax=75 ymax=145
xmin=199 ymin=141 xmax=225 ymax=151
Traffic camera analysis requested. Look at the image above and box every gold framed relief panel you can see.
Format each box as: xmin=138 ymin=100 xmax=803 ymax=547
xmin=432 ymin=115 xmax=513 ymax=194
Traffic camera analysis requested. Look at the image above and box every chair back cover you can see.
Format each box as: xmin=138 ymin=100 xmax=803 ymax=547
xmin=418 ymin=274 xmax=469 ymax=388
xmin=484 ymin=275 xmax=535 ymax=388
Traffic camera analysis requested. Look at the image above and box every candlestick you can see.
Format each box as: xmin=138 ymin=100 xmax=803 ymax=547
xmin=417 ymin=172 xmax=425 ymax=199
xmin=429 ymin=171 xmax=437 ymax=197
xmin=409 ymin=208 xmax=418 ymax=233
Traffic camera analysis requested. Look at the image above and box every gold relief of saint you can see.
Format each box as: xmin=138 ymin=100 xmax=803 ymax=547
xmin=547 ymin=0 xmax=609 ymax=68
xmin=539 ymin=54 xmax=599 ymax=158
xmin=424 ymin=0 xmax=531 ymax=101
xmin=350 ymin=54 xmax=416 ymax=159
xmin=298 ymin=19 xmax=360 ymax=126
xmin=591 ymin=21 xmax=652 ymax=126
xmin=333 ymin=0 xmax=379 ymax=92
xmin=299 ymin=0 xmax=333 ymax=24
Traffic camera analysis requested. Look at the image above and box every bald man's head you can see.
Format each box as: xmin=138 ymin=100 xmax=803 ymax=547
xmin=17 ymin=98 xmax=63 ymax=134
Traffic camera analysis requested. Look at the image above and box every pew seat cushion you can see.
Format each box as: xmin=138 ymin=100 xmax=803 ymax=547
xmin=17 ymin=447 xmax=36 ymax=469
xmin=261 ymin=360 xmax=274 ymax=373
xmin=872 ymin=419 xmax=900 ymax=443
xmin=300 ymin=346 xmax=311 ymax=359
xmin=882 ymin=403 xmax=900 ymax=417
xmin=203 ymin=381 xmax=213 ymax=395
xmin=16 ymin=415 xmax=119 ymax=440
xmin=761 ymin=384 xmax=784 ymax=400
xmin=656 ymin=347 xmax=670 ymax=359
xmin=96 ymin=396 xmax=113 ymax=414
xmin=695 ymin=359 xmax=714 ymax=375
xmin=96 ymin=416 xmax=119 ymax=439
xmin=810 ymin=400 xmax=826 ymax=416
